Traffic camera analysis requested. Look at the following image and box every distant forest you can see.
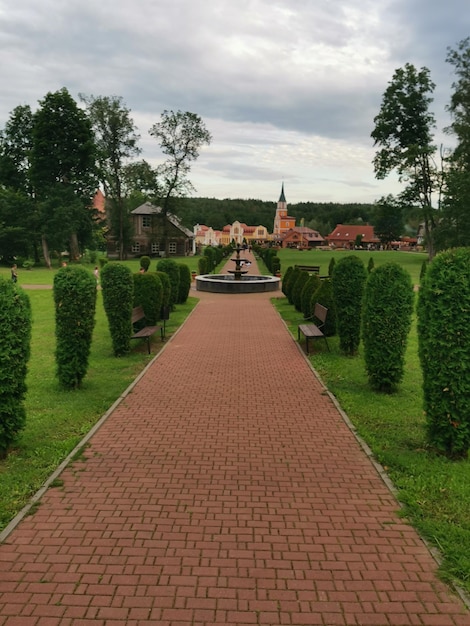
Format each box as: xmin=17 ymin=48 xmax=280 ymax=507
xmin=174 ymin=197 xmax=421 ymax=238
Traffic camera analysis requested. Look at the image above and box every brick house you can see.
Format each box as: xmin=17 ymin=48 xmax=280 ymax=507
xmin=281 ymin=226 xmax=325 ymax=249
xmin=107 ymin=202 xmax=194 ymax=258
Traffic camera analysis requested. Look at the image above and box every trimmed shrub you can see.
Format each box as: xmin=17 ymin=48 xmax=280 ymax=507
xmin=362 ymin=262 xmax=414 ymax=392
xmin=101 ymin=263 xmax=134 ymax=356
xmin=203 ymin=246 xmax=216 ymax=272
xmin=301 ymin=274 xmax=321 ymax=318
xmin=177 ymin=263 xmax=192 ymax=304
xmin=0 ymin=280 xmax=31 ymax=457
xmin=53 ymin=266 xmax=97 ymax=389
xmin=198 ymin=256 xmax=209 ymax=275
xmin=155 ymin=270 xmax=171 ymax=315
xmin=311 ymin=278 xmax=336 ymax=336
xmin=271 ymin=255 xmax=281 ymax=275
xmin=281 ymin=266 xmax=293 ymax=296
xmin=328 ymin=257 xmax=336 ymax=277
xmin=285 ymin=267 xmax=302 ymax=304
xmin=140 ymin=255 xmax=151 ymax=272
xmin=156 ymin=259 xmax=180 ymax=309
xmin=292 ymin=271 xmax=310 ymax=312
xmin=332 ymin=255 xmax=367 ymax=356
xmin=417 ymin=248 xmax=470 ymax=459
xmin=367 ymin=257 xmax=375 ymax=273
xmin=133 ymin=272 xmax=163 ymax=325
xmin=419 ymin=259 xmax=428 ymax=284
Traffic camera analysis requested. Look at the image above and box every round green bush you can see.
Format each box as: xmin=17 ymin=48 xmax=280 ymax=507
xmin=101 ymin=263 xmax=134 ymax=357
xmin=332 ymin=255 xmax=367 ymax=356
xmin=133 ymin=272 xmax=163 ymax=325
xmin=417 ymin=248 xmax=470 ymax=459
xmin=53 ymin=265 xmax=97 ymax=389
xmin=0 ymin=280 xmax=31 ymax=457
xmin=157 ymin=259 xmax=180 ymax=309
xmin=362 ymin=262 xmax=414 ymax=392
xmin=140 ymin=255 xmax=151 ymax=272
xmin=198 ymin=256 xmax=209 ymax=274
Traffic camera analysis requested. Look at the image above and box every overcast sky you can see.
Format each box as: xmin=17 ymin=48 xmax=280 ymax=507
xmin=1 ymin=0 xmax=469 ymax=203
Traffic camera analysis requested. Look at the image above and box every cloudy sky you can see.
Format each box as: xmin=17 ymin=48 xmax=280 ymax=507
xmin=1 ymin=0 xmax=469 ymax=203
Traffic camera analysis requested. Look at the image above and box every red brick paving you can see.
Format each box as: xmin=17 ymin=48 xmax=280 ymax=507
xmin=1 ymin=253 xmax=469 ymax=625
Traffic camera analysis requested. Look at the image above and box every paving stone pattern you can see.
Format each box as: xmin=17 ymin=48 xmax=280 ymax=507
xmin=1 ymin=253 xmax=469 ymax=625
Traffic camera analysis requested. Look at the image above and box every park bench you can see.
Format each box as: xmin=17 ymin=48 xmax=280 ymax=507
xmin=297 ymin=303 xmax=330 ymax=355
xmin=295 ymin=264 xmax=320 ymax=275
xmin=131 ymin=306 xmax=163 ymax=354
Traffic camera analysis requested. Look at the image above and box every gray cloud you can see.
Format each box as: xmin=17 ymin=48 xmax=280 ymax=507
xmin=0 ymin=0 xmax=469 ymax=202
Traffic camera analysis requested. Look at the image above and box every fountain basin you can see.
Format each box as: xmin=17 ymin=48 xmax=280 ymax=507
xmin=196 ymin=274 xmax=280 ymax=293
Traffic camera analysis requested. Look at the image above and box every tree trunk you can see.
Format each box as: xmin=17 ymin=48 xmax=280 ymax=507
xmin=69 ymin=232 xmax=80 ymax=261
xmin=41 ymin=235 xmax=51 ymax=269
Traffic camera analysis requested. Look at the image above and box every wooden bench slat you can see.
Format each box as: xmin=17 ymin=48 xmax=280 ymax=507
xmin=297 ymin=303 xmax=330 ymax=354
xmin=131 ymin=306 xmax=162 ymax=354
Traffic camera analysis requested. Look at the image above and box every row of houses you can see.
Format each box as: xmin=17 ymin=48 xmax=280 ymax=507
xmin=99 ymin=185 xmax=417 ymax=258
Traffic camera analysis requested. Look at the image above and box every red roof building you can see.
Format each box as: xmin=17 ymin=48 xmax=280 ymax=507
xmin=326 ymin=224 xmax=379 ymax=248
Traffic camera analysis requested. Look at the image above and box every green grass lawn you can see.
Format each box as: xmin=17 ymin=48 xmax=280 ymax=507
xmin=273 ymin=281 xmax=470 ymax=596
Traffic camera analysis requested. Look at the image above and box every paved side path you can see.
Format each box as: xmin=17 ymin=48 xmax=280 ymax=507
xmin=1 ymin=255 xmax=469 ymax=626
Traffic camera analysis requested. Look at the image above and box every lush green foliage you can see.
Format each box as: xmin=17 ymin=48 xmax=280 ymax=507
xmin=362 ymin=263 xmax=414 ymax=392
xmin=101 ymin=263 xmax=133 ymax=356
xmin=281 ymin=266 xmax=293 ymax=296
xmin=371 ymin=63 xmax=438 ymax=258
xmin=292 ymin=270 xmax=310 ymax=312
xmin=198 ymin=255 xmax=209 ymax=274
xmin=418 ymin=248 xmax=470 ymax=458
xmin=133 ymin=271 xmax=163 ymax=325
xmin=328 ymin=257 xmax=335 ymax=276
xmin=155 ymin=270 xmax=171 ymax=314
xmin=139 ymin=255 xmax=151 ymax=271
xmin=0 ymin=280 xmax=31 ymax=457
xmin=157 ymin=258 xmax=180 ymax=308
xmin=177 ymin=263 xmax=191 ymax=304
xmin=332 ymin=255 xmax=367 ymax=356
xmin=300 ymin=274 xmax=321 ymax=318
xmin=53 ymin=266 xmax=97 ymax=389
xmin=285 ymin=267 xmax=302 ymax=305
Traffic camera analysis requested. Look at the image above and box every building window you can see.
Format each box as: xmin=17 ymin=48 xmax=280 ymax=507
xmin=151 ymin=242 xmax=160 ymax=254
xmin=132 ymin=242 xmax=141 ymax=253
xmin=169 ymin=241 xmax=177 ymax=254
xmin=142 ymin=216 xmax=151 ymax=228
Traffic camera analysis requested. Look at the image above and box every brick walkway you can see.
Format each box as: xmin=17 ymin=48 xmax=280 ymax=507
xmin=1 ymin=254 xmax=469 ymax=626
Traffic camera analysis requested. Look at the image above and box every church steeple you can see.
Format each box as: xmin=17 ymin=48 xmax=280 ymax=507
xmin=278 ymin=182 xmax=286 ymax=204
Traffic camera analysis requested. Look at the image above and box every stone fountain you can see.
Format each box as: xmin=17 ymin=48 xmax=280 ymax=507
xmin=195 ymin=244 xmax=280 ymax=293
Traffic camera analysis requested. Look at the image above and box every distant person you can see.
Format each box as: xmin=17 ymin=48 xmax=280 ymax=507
xmin=93 ymin=266 xmax=99 ymax=284
xmin=11 ymin=264 xmax=18 ymax=283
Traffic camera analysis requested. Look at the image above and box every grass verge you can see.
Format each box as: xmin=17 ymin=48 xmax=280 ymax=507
xmin=272 ymin=295 xmax=470 ymax=596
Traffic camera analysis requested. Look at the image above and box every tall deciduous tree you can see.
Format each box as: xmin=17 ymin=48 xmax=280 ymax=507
xmin=371 ymin=63 xmax=438 ymax=259
xmin=80 ymin=95 xmax=141 ymax=260
xmin=149 ymin=110 xmax=211 ymax=254
xmin=439 ymin=38 xmax=470 ymax=249
xmin=30 ymin=88 xmax=97 ymax=266
xmin=0 ymin=105 xmax=39 ymax=260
